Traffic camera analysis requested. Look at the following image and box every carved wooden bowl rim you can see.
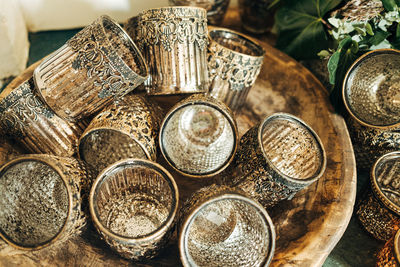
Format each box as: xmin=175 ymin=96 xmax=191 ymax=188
xmin=0 ymin=154 xmax=73 ymax=251
xmin=178 ymin=192 xmax=276 ymax=267
xmin=342 ymin=48 xmax=400 ymax=130
xmin=89 ymin=158 xmax=179 ymax=243
xmin=258 ymin=112 xmax=327 ymax=185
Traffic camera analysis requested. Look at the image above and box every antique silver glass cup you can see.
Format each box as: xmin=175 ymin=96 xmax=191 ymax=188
xmin=0 ymin=77 xmax=85 ymax=157
xmin=78 ymin=95 xmax=163 ymax=175
xmin=222 ymin=113 xmax=326 ymax=208
xmin=343 ymin=49 xmax=400 ymax=130
xmin=169 ymin=0 xmax=230 ymax=25
xmin=159 ymin=94 xmax=238 ymax=178
xmin=179 ymin=185 xmax=275 ymax=267
xmin=33 ymin=15 xmax=148 ymax=122
xmin=207 ymin=27 xmax=265 ymax=112
xmin=0 ymin=154 xmax=92 ymax=250
xmin=89 ymin=158 xmax=179 ymax=260
xmin=357 ymin=151 xmax=400 ymax=241
xmin=134 ymin=7 xmax=209 ymax=95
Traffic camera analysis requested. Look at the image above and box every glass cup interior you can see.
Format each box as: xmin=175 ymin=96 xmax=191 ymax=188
xmin=93 ymin=161 xmax=176 ymax=238
xmin=183 ymin=198 xmax=272 ymax=266
xmin=344 ymin=51 xmax=400 ymax=127
xmin=161 ymin=103 xmax=235 ymax=175
xmin=79 ymin=129 xmax=147 ymax=175
xmin=260 ymin=115 xmax=324 ymax=180
xmin=209 ymin=29 xmax=264 ymax=57
xmin=0 ymin=159 xmax=68 ymax=248
xmin=101 ymin=16 xmax=147 ymax=77
xmin=374 ymin=152 xmax=400 ymax=208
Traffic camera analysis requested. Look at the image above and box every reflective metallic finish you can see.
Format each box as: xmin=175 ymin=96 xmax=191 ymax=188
xmin=159 ymin=94 xmax=238 ymax=178
xmin=0 ymin=154 xmax=92 ymax=250
xmin=89 ymin=158 xmax=179 ymax=260
xmin=343 ymin=49 xmax=400 ymax=129
xmin=222 ymin=113 xmax=326 ymax=208
xmin=78 ymin=95 xmax=163 ymax=175
xmin=133 ymin=7 xmax=209 ymax=95
xmin=357 ymin=152 xmax=400 ymax=241
xmin=376 ymin=229 xmax=400 ymax=266
xmin=207 ymin=27 xmax=264 ymax=112
xmin=0 ymin=78 xmax=85 ymax=156
xmin=179 ymin=185 xmax=275 ymax=267
xmin=169 ymin=0 xmax=230 ymax=25
xmin=34 ymin=15 xmax=148 ymax=121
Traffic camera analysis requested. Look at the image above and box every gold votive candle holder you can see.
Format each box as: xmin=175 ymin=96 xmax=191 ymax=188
xmin=0 ymin=154 xmax=92 ymax=250
xmin=376 ymin=229 xmax=400 ymax=266
xmin=89 ymin=158 xmax=179 ymax=260
xmin=179 ymin=184 xmax=275 ymax=267
xmin=34 ymin=15 xmax=148 ymax=121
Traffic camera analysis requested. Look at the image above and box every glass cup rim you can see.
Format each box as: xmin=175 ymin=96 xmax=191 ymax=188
xmin=342 ymin=48 xmax=400 ymax=129
xmin=257 ymin=112 xmax=327 ymax=184
xmin=0 ymin=155 xmax=73 ymax=250
xmin=179 ymin=193 xmax=276 ymax=267
xmin=89 ymin=158 xmax=179 ymax=242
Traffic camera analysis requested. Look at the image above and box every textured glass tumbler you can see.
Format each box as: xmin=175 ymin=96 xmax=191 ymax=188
xmin=179 ymin=185 xmax=275 ymax=267
xmin=0 ymin=78 xmax=85 ymax=157
xmin=357 ymin=151 xmax=400 ymax=241
xmin=169 ymin=0 xmax=230 ymax=25
xmin=89 ymin=158 xmax=179 ymax=260
xmin=207 ymin=27 xmax=265 ymax=112
xmin=160 ymin=94 xmax=238 ymax=178
xmin=222 ymin=113 xmax=326 ymax=208
xmin=78 ymin=95 xmax=163 ymax=175
xmin=0 ymin=154 xmax=92 ymax=250
xmin=343 ymin=49 xmax=400 ymax=129
xmin=134 ymin=7 xmax=209 ymax=95
xmin=34 ymin=15 xmax=148 ymax=121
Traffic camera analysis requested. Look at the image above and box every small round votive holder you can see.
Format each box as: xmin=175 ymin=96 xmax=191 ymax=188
xmin=0 ymin=78 xmax=85 ymax=157
xmin=376 ymin=229 xmax=400 ymax=266
xmin=0 ymin=154 xmax=92 ymax=250
xmin=159 ymin=94 xmax=238 ymax=178
xmin=222 ymin=113 xmax=326 ymax=208
xmin=346 ymin=115 xmax=400 ymax=172
xmin=78 ymin=95 xmax=162 ymax=175
xmin=134 ymin=7 xmax=209 ymax=95
xmin=89 ymin=158 xmax=179 ymax=260
xmin=179 ymin=184 xmax=275 ymax=267
xmin=357 ymin=151 xmax=400 ymax=241
xmin=34 ymin=15 xmax=148 ymax=121
xmin=207 ymin=27 xmax=265 ymax=112
xmin=343 ymin=49 xmax=400 ymax=130
xmin=169 ymin=0 xmax=230 ymax=25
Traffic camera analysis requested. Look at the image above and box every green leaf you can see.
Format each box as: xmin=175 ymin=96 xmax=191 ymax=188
xmin=275 ymin=0 xmax=343 ymax=60
xmin=327 ymin=37 xmax=353 ymax=85
xmin=369 ymin=29 xmax=391 ymax=45
xmin=382 ymin=0 xmax=398 ymax=11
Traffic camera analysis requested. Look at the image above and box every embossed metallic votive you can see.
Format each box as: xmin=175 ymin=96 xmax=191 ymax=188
xmin=0 ymin=154 xmax=92 ymax=250
xmin=0 ymin=78 xmax=85 ymax=156
xmin=169 ymin=0 xmax=230 ymax=25
xmin=34 ymin=15 xmax=148 ymax=121
xmin=159 ymin=94 xmax=238 ymax=178
xmin=207 ymin=27 xmax=265 ymax=112
xmin=357 ymin=151 xmax=400 ymax=241
xmin=89 ymin=158 xmax=179 ymax=260
xmin=376 ymin=229 xmax=400 ymax=266
xmin=134 ymin=7 xmax=209 ymax=95
xmin=78 ymin=95 xmax=163 ymax=175
xmin=179 ymin=185 xmax=275 ymax=267
xmin=343 ymin=49 xmax=400 ymax=129
xmin=346 ymin=115 xmax=400 ymax=171
xmin=222 ymin=113 xmax=326 ymax=208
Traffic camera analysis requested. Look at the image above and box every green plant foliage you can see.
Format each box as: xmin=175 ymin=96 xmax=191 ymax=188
xmin=275 ymin=0 xmax=343 ymax=60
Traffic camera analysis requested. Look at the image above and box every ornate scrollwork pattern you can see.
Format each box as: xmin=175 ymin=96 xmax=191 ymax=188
xmin=136 ymin=7 xmax=208 ymax=51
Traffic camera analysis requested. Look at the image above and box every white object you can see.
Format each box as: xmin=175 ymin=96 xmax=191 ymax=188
xmin=0 ymin=0 xmax=29 ymax=80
